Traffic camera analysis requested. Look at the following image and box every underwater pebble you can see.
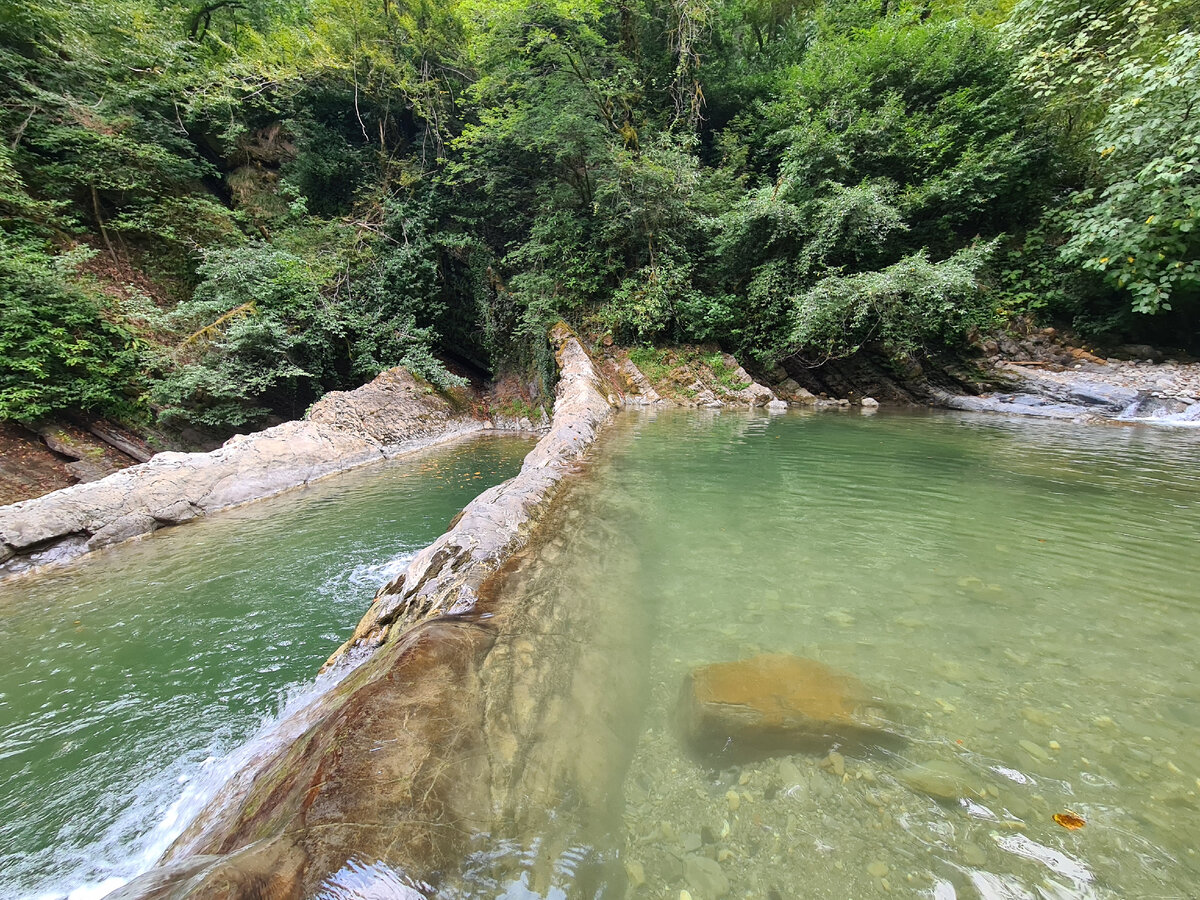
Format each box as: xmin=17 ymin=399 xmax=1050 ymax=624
xmin=684 ymin=854 xmax=730 ymax=898
xmin=867 ymin=861 xmax=889 ymax=878
xmin=896 ymin=759 xmax=981 ymax=801
xmin=726 ymin=790 xmax=741 ymax=811
xmin=1022 ymin=707 xmax=1053 ymax=727
xmin=624 ymin=860 xmax=646 ymax=888
xmin=961 ymin=842 xmax=987 ymax=866
xmin=822 ymin=751 xmax=846 ymax=777
xmin=1020 ymin=739 xmax=1051 ymax=762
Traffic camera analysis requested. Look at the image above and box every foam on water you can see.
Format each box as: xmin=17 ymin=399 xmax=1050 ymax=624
xmin=27 ymin=664 xmax=356 ymax=900
xmin=0 ymin=433 xmax=534 ymax=900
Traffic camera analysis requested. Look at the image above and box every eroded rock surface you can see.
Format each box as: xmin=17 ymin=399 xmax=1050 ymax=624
xmin=324 ymin=324 xmax=618 ymax=664
xmin=0 ymin=369 xmax=488 ymax=579
xmin=678 ymin=654 xmax=898 ymax=762
xmin=114 ymin=325 xmax=627 ymax=900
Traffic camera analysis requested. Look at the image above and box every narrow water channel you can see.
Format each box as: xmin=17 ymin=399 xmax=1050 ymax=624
xmin=0 ymin=433 xmax=534 ymax=900
xmin=460 ymin=408 xmax=1200 ymax=900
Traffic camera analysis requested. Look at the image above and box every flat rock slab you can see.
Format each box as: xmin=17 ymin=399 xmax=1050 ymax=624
xmin=0 ymin=369 xmax=486 ymax=578
xmin=678 ymin=654 xmax=897 ymax=762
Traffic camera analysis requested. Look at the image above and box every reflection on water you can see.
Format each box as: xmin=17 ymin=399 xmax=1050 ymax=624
xmin=316 ymin=858 xmax=434 ymax=900
xmin=481 ymin=408 xmax=1200 ymax=900
xmin=0 ymin=433 xmax=533 ymax=900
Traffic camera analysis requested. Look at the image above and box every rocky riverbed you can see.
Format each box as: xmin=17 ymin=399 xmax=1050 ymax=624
xmin=940 ymin=331 xmax=1200 ymax=425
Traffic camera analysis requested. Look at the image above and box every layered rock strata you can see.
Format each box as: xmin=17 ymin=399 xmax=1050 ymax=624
xmin=0 ymin=369 xmax=491 ymax=579
xmin=113 ymin=324 xmax=625 ymax=899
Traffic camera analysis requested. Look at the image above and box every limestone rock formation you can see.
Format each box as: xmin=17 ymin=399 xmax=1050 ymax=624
xmin=112 ymin=325 xmax=627 ymax=900
xmin=677 ymin=654 xmax=897 ymax=762
xmin=0 ymin=369 xmax=488 ymax=579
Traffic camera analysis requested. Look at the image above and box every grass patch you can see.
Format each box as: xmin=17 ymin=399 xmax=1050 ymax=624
xmin=704 ymin=352 xmax=752 ymax=391
xmin=628 ymin=345 xmax=675 ymax=385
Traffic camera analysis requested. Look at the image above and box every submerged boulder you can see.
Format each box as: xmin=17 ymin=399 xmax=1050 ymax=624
xmin=677 ymin=654 xmax=897 ymax=762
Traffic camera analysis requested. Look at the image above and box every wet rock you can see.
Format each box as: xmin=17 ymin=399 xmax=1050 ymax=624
xmin=86 ymin=512 xmax=158 ymax=550
xmin=860 ymin=397 xmax=879 ymax=408
xmin=113 ymin=326 xmax=628 ymax=900
xmin=895 ymin=759 xmax=983 ymax=801
xmin=683 ymin=854 xmax=729 ymax=898
xmin=821 ymin=750 xmax=845 ymax=777
xmin=775 ymin=379 xmax=817 ymax=404
xmin=1068 ymin=382 xmax=1138 ymax=410
xmin=625 ymin=860 xmax=646 ymax=888
xmin=677 ymin=654 xmax=897 ymax=762
xmin=1120 ymin=396 xmax=1188 ymax=419
xmin=778 ymin=759 xmax=803 ymax=787
xmin=2 ymin=368 xmax=489 ymax=578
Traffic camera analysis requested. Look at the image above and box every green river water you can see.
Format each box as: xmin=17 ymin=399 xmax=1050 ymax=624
xmin=2 ymin=409 xmax=1200 ymax=899
xmin=0 ymin=433 xmax=535 ymax=900
xmin=446 ymin=408 xmax=1200 ymax=900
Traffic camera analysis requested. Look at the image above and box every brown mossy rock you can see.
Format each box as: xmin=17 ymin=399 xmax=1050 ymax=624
xmin=678 ymin=654 xmax=898 ymax=762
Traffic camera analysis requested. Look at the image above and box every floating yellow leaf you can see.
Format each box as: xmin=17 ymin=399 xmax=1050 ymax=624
xmin=1054 ymin=812 xmax=1086 ymax=830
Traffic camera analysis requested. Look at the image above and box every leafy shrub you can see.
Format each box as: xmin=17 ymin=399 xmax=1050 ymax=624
xmin=789 ymin=242 xmax=997 ymax=362
xmin=1058 ymin=32 xmax=1200 ymax=314
xmin=0 ymin=237 xmax=141 ymax=423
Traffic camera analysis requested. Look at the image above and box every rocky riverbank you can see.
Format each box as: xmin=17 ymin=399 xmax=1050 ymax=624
xmin=937 ymin=330 xmax=1200 ymax=425
xmin=112 ymin=323 xmax=623 ymax=899
xmin=0 ymin=369 xmax=502 ymax=580
xmin=606 ymin=328 xmax=1200 ymax=427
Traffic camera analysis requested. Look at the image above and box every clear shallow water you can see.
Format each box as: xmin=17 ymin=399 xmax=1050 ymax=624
xmin=476 ymin=408 xmax=1200 ymax=900
xmin=0 ymin=433 xmax=533 ymax=900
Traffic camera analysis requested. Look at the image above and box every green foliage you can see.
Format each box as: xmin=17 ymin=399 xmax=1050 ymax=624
xmin=704 ymin=352 xmax=752 ymax=390
xmin=1058 ymin=32 xmax=1200 ymax=314
xmin=627 ymin=345 xmax=675 ymax=384
xmin=790 ymin=242 xmax=997 ymax=362
xmin=1003 ymin=0 xmax=1200 ymax=327
xmin=0 ymin=236 xmax=141 ymax=423
xmin=150 ymin=232 xmax=464 ymax=428
xmin=3 ymin=0 xmax=1195 ymax=436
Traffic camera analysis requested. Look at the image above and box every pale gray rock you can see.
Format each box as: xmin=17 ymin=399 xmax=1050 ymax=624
xmin=684 ymin=854 xmax=730 ymax=898
xmin=114 ymin=325 xmax=625 ymax=900
xmin=0 ymin=369 xmax=491 ymax=579
xmin=619 ymin=358 xmax=664 ymax=405
xmin=895 ymin=759 xmax=982 ymax=801
xmin=86 ymin=513 xmax=159 ymax=550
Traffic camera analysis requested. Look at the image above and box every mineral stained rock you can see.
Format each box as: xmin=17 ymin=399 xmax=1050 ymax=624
xmin=677 ymin=654 xmax=897 ymax=762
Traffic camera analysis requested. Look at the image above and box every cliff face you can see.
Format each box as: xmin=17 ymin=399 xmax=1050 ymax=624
xmin=0 ymin=369 xmax=491 ymax=579
xmin=112 ymin=324 xmax=628 ymax=899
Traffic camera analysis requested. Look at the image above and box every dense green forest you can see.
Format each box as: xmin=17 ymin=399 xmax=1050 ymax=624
xmin=1 ymin=0 xmax=1197 ymax=431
